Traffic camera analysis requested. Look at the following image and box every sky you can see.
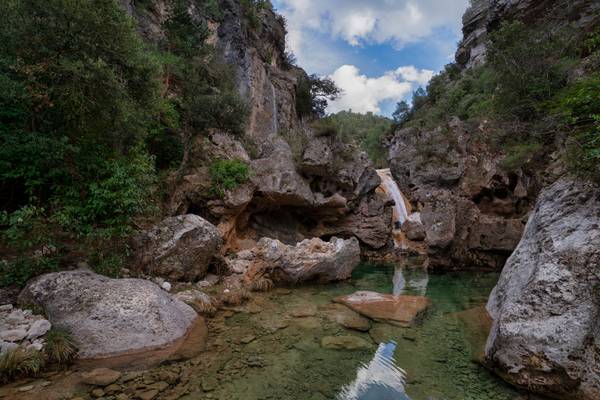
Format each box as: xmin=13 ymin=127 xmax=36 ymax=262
xmin=271 ymin=0 xmax=469 ymax=116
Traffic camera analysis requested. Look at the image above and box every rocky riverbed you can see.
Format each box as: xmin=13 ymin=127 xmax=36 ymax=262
xmin=1 ymin=263 xmax=526 ymax=400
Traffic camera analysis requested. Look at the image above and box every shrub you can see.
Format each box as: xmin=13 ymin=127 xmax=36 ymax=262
xmin=220 ymin=288 xmax=251 ymax=306
xmin=44 ymin=329 xmax=78 ymax=365
xmin=556 ymin=73 xmax=600 ymax=179
xmin=248 ymin=276 xmax=274 ymax=292
xmin=312 ymin=117 xmax=338 ymax=137
xmin=0 ymin=347 xmax=45 ymax=383
xmin=501 ymin=141 xmax=543 ymax=172
xmin=210 ymin=159 xmax=251 ymax=197
xmin=0 ymin=256 xmax=60 ymax=289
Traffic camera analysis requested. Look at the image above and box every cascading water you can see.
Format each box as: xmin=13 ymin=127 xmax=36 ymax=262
xmin=377 ymin=169 xmax=411 ymax=248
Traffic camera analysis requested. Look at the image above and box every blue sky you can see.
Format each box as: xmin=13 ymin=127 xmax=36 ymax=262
xmin=271 ymin=0 xmax=469 ymax=116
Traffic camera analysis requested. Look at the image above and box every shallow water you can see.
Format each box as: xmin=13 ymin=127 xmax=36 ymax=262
xmin=184 ymin=263 xmax=520 ymax=400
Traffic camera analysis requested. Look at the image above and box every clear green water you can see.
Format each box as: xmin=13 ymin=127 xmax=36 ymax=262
xmin=184 ymin=263 xmax=520 ymax=400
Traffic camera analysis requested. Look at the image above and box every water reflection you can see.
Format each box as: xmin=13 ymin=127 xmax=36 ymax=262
xmin=393 ymin=268 xmax=429 ymax=296
xmin=337 ymin=341 xmax=411 ymax=400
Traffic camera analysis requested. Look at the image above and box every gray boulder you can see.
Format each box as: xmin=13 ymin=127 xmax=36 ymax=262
xmin=132 ymin=214 xmax=222 ymax=282
xmin=485 ymin=179 xmax=600 ymax=399
xmin=19 ymin=270 xmax=197 ymax=359
xmin=232 ymin=236 xmax=361 ymax=285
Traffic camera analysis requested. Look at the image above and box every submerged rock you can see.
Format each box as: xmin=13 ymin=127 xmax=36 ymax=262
xmin=334 ymin=291 xmax=430 ymax=327
xmin=321 ymin=335 xmax=372 ymax=351
xmin=132 ymin=214 xmax=222 ymax=282
xmin=19 ymin=270 xmax=198 ymax=359
xmin=320 ymin=304 xmax=371 ymax=332
xmin=485 ymin=179 xmax=600 ymax=400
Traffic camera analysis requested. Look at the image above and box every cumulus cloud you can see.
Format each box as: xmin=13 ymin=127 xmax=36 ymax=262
xmin=327 ymin=65 xmax=434 ymax=114
xmin=276 ymin=0 xmax=468 ymax=52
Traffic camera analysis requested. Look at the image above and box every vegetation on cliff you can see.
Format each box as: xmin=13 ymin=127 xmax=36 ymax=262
xmin=0 ymin=0 xmax=249 ymax=285
xmin=397 ymin=6 xmax=600 ymax=180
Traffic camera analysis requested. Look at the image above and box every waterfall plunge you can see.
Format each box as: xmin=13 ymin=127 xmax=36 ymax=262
xmin=377 ymin=169 xmax=411 ymax=248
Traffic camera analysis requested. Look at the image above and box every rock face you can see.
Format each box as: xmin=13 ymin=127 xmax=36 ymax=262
xmin=132 ymin=215 xmax=222 ymax=282
xmin=124 ymin=1 xmax=393 ymax=253
xmin=456 ymin=0 xmax=599 ymax=68
xmin=485 ymin=179 xmax=600 ymax=400
xmin=388 ymin=119 xmax=529 ymax=270
xmin=19 ymin=270 xmax=198 ymax=359
xmin=228 ymin=236 xmax=361 ymax=284
xmin=335 ymin=291 xmax=431 ymax=327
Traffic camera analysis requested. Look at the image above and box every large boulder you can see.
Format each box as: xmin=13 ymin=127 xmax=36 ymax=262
xmin=18 ymin=270 xmax=198 ymax=359
xmin=132 ymin=214 xmax=222 ymax=282
xmin=229 ymin=236 xmax=361 ymax=284
xmin=485 ymin=179 xmax=600 ymax=400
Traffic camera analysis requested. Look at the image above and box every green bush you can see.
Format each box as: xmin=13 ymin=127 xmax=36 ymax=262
xmin=210 ymin=159 xmax=251 ymax=197
xmin=501 ymin=141 xmax=544 ymax=172
xmin=312 ymin=117 xmax=338 ymax=137
xmin=556 ymin=73 xmax=600 ymax=179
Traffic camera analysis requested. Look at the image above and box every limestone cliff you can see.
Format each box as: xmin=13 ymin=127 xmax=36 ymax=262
xmin=123 ymin=0 xmax=393 ymax=253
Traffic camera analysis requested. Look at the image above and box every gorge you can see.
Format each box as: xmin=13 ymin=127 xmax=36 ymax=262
xmin=1 ymin=0 xmax=600 ymax=400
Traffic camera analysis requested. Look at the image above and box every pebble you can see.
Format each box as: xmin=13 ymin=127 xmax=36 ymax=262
xmin=17 ymin=385 xmax=34 ymax=392
xmin=81 ymin=368 xmax=122 ymax=386
xmin=161 ymin=282 xmax=172 ymax=292
xmin=90 ymin=388 xmax=105 ymax=398
xmin=136 ymin=389 xmax=159 ymax=400
xmin=0 ymin=305 xmax=13 ymax=312
xmin=147 ymin=381 xmax=169 ymax=392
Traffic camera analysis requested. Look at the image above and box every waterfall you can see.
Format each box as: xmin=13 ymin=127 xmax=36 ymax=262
xmin=377 ymin=169 xmax=411 ymax=248
xmin=271 ymin=82 xmax=278 ymax=135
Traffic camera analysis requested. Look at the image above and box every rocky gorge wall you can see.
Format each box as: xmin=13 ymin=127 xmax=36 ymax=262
xmin=123 ymin=0 xmax=393 ymax=256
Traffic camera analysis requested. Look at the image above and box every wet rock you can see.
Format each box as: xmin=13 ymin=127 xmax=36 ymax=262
xmin=174 ymin=289 xmax=215 ymax=313
xmin=19 ymin=270 xmax=197 ymax=358
xmin=321 ymin=335 xmax=372 ymax=350
xmin=288 ymin=304 xmax=317 ymax=318
xmin=132 ymin=214 xmax=222 ymax=282
xmin=485 ymin=179 xmax=600 ymax=400
xmin=401 ymin=217 xmax=426 ymax=241
xmin=320 ymin=304 xmax=371 ymax=332
xmin=335 ymin=291 xmax=430 ymax=327
xmin=81 ymin=368 xmax=122 ymax=386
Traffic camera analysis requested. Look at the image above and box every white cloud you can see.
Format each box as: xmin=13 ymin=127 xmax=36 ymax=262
xmin=275 ymin=0 xmax=468 ymax=55
xmin=327 ymin=65 xmax=433 ymax=114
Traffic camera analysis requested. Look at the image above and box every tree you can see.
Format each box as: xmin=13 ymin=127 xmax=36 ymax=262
xmin=392 ymin=101 xmax=411 ymax=124
xmin=296 ymin=74 xmax=341 ymax=118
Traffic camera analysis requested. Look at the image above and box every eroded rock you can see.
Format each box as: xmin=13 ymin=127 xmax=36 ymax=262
xmin=235 ymin=236 xmax=361 ymax=285
xmin=485 ymin=179 xmax=600 ymax=400
xmin=132 ymin=214 xmax=222 ymax=282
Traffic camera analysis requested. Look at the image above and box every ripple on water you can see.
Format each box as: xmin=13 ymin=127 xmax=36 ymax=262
xmin=337 ymin=341 xmax=410 ymax=400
